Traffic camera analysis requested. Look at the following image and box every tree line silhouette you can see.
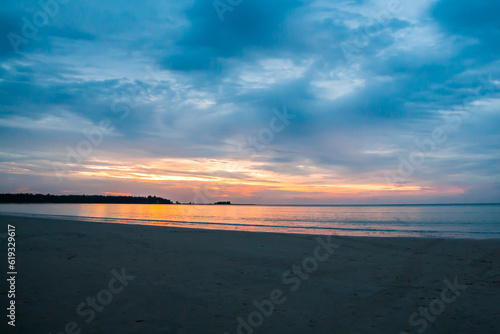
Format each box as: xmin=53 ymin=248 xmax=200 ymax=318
xmin=0 ymin=193 xmax=173 ymax=204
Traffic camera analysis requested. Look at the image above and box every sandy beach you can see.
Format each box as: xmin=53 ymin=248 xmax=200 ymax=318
xmin=1 ymin=214 xmax=499 ymax=334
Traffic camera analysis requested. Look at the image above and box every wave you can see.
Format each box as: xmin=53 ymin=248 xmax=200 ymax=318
xmin=3 ymin=212 xmax=500 ymax=237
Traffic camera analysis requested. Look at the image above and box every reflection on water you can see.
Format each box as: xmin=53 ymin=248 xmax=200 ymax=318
xmin=1 ymin=204 xmax=500 ymax=238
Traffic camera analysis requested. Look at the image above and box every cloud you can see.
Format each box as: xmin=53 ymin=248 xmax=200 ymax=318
xmin=162 ymin=0 xmax=306 ymax=71
xmin=0 ymin=0 xmax=499 ymax=203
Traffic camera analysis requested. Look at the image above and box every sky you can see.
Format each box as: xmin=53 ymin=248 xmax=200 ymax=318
xmin=0 ymin=0 xmax=499 ymax=204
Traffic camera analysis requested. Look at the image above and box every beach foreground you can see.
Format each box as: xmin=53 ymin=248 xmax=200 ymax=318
xmin=1 ymin=215 xmax=499 ymax=333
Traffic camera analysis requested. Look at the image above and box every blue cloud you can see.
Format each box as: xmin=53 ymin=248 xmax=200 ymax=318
xmin=0 ymin=0 xmax=499 ymax=202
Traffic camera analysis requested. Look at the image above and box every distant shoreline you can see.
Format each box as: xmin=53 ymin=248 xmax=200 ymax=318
xmin=0 ymin=193 xmax=174 ymax=204
xmin=1 ymin=193 xmax=499 ymax=206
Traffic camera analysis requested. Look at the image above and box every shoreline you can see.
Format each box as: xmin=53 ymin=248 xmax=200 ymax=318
xmin=1 ymin=212 xmax=499 ymax=240
xmin=1 ymin=215 xmax=499 ymax=333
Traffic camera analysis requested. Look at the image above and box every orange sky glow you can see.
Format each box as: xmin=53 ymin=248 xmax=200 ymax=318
xmin=31 ymin=156 xmax=465 ymax=203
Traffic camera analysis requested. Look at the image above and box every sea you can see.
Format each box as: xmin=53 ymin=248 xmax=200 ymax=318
xmin=1 ymin=203 xmax=499 ymax=239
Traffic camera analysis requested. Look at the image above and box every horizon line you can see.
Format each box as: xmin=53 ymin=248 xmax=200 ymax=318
xmin=1 ymin=193 xmax=499 ymax=206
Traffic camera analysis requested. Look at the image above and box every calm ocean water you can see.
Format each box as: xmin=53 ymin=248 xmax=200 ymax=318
xmin=1 ymin=204 xmax=500 ymax=238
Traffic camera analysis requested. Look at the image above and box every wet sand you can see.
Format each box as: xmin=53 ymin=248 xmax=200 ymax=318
xmin=1 ymin=214 xmax=499 ymax=333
